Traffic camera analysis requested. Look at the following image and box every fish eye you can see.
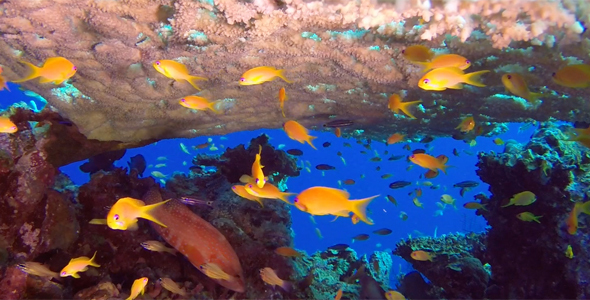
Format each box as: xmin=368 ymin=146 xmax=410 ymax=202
xmin=155 ymin=61 xmax=161 ymax=65
xmin=239 ymin=78 xmax=245 ymax=82
xmin=551 ymin=72 xmax=557 ymax=77
xmin=401 ymin=49 xmax=405 ymax=54
xmin=114 ymin=214 xmax=119 ymax=221
xmin=255 ymin=178 xmax=259 ymax=183
xmin=61 ymin=271 xmax=67 ymax=276
xmin=465 ymin=60 xmax=470 ymax=64
xmin=72 ymin=66 xmax=77 ymax=70
xmin=181 ymin=98 xmax=186 ymax=102
xmin=423 ymin=79 xmax=430 ymax=84
xmin=507 ymin=75 xmax=512 ymax=80
xmin=293 ymin=198 xmax=298 ymax=203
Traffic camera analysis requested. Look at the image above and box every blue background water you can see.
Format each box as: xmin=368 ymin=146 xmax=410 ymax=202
xmin=2 ymin=82 xmax=537 ymax=286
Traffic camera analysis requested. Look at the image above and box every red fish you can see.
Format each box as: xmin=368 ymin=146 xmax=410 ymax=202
xmin=144 ymin=188 xmax=245 ymax=292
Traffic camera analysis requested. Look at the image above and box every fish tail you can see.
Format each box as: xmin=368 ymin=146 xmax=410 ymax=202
xmin=307 ymin=136 xmax=318 ymax=150
xmin=528 ymin=92 xmax=543 ymax=102
xmin=280 ymin=280 xmax=293 ymax=292
xmin=534 ymin=216 xmax=542 ymax=223
xmin=12 ymin=61 xmax=41 ymax=83
xmin=414 ymin=61 xmax=431 ymax=73
xmin=277 ymin=69 xmax=293 ymax=84
xmin=349 ymin=195 xmax=379 ymax=225
xmin=463 ymin=70 xmax=490 ymax=87
xmin=400 ymin=100 xmax=422 ymax=119
xmin=208 ymin=101 xmax=222 ymax=114
xmin=89 ymin=251 xmax=101 ymax=267
xmin=186 ymin=75 xmax=208 ymax=91
xmin=255 ymin=198 xmax=264 ymax=207
xmin=501 ymin=202 xmax=512 ymax=208
xmin=278 ymin=192 xmax=295 ymax=204
xmin=139 ymin=199 xmax=171 ymax=228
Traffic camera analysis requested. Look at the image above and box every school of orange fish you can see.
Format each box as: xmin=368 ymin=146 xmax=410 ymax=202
xmin=5 ymin=45 xmax=590 ymax=299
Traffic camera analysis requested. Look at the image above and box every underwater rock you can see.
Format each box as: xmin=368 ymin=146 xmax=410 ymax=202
xmin=0 ymin=266 xmax=27 ymax=300
xmin=73 ymin=281 xmax=119 ymax=300
xmin=24 ymin=276 xmax=64 ymax=300
xmin=397 ymin=271 xmax=436 ymax=300
xmin=79 ymin=149 xmax=126 ymax=175
xmin=475 ymin=123 xmax=584 ymax=299
xmin=393 ymin=232 xmax=488 ymax=298
xmin=192 ymin=134 xmax=299 ymax=184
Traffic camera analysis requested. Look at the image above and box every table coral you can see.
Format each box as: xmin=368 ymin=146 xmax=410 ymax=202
xmin=0 ymin=1 xmax=588 ymax=142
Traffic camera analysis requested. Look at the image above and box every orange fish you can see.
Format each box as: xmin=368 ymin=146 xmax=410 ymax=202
xmin=335 ymin=127 xmax=341 ymax=138
xmin=106 ymin=197 xmax=170 ymax=231
xmin=194 ymin=142 xmax=210 ymax=149
xmin=153 ymin=60 xmax=207 ymax=90
xmin=416 ymin=54 xmax=471 ymax=73
xmin=351 ymin=214 xmax=360 ymax=224
xmin=552 ymin=64 xmax=590 ymax=88
xmin=279 ymin=87 xmax=287 ymax=117
xmin=260 ymin=267 xmax=292 ymax=291
xmin=275 ymin=246 xmax=302 ymax=257
xmin=388 ymin=94 xmax=422 ymax=119
xmin=231 ymin=185 xmax=264 ymax=207
xmin=386 ymin=133 xmax=404 ymax=145
xmin=335 ymin=288 xmax=344 ymax=300
xmin=13 ymin=57 xmax=77 ymax=85
xmin=283 ymin=120 xmax=317 ymax=150
xmin=239 ymin=66 xmax=292 ymax=85
xmin=409 ymin=153 xmax=449 ymax=174
xmin=179 ymin=96 xmax=221 ymax=113
xmin=456 ymin=116 xmax=475 ymax=133
xmin=0 ymin=66 xmax=10 ymax=91
xmin=385 ymin=290 xmax=406 ymax=300
xmin=144 ymin=189 xmax=245 ymax=292
xmin=418 ymin=67 xmax=490 ymax=91
xmin=251 ymin=145 xmax=266 ymax=188
xmin=567 ymin=202 xmax=583 ymax=235
xmin=60 ymin=251 xmax=100 ymax=278
xmin=0 ymin=117 xmax=17 ymax=133
xmin=293 ymin=186 xmax=378 ymax=225
xmin=501 ymin=73 xmax=542 ymax=102
xmin=244 ymin=182 xmax=294 ymax=204
xmin=402 ymin=45 xmax=434 ymax=63
xmin=424 ymin=169 xmax=439 ymax=179
xmin=411 ymin=250 xmax=435 ymax=261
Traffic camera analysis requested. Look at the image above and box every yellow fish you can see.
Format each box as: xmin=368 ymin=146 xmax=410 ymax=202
xmin=17 ymin=262 xmax=59 ymax=279
xmin=251 ymin=145 xmax=266 ymax=188
xmin=231 ymin=185 xmax=264 ymax=207
xmin=239 ymin=66 xmax=292 ymax=85
xmin=411 ymin=250 xmax=435 ymax=261
xmin=552 ymin=64 xmax=590 ymax=88
xmin=199 ymin=262 xmax=232 ymax=281
xmin=140 ymin=240 xmax=177 ymax=255
xmin=455 ymin=116 xmax=475 ymax=133
xmin=501 ymin=73 xmax=542 ymax=102
xmin=0 ymin=66 xmax=10 ymax=91
xmin=565 ymin=245 xmax=573 ymax=259
xmin=385 ymin=290 xmax=406 ymax=300
xmin=502 ymin=191 xmax=536 ymax=207
xmin=179 ymin=95 xmax=220 ymax=113
xmin=412 ymin=198 xmax=423 ymax=208
xmin=106 ymin=197 xmax=170 ymax=230
xmin=283 ymin=120 xmax=317 ymax=150
xmin=493 ymin=138 xmax=504 ymax=145
xmin=418 ymin=67 xmax=490 ymax=91
xmin=127 ymin=277 xmax=148 ymax=300
xmin=387 ymin=94 xmax=422 ymax=119
xmin=60 ymin=251 xmax=100 ymax=278
xmin=260 ymin=267 xmax=292 ymax=292
xmin=402 ymin=45 xmax=434 ymax=63
xmin=159 ymin=277 xmax=187 ymax=296
xmin=279 ymin=87 xmax=287 ymax=117
xmin=516 ymin=212 xmax=542 ymax=223
xmin=440 ymin=194 xmax=457 ymax=209
xmin=244 ymin=182 xmax=295 ymax=204
xmin=0 ymin=116 xmax=17 ymax=133
xmin=409 ymin=153 xmax=449 ymax=174
xmin=416 ymin=54 xmax=471 ymax=73
xmin=153 ymin=60 xmax=207 ymax=90
xmin=13 ymin=57 xmax=77 ymax=85
xmin=293 ymin=186 xmax=378 ymax=225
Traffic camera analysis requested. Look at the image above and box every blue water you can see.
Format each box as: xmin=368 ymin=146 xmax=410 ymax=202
xmin=3 ymin=82 xmax=537 ymax=286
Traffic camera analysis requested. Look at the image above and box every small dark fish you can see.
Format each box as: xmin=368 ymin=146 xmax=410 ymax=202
xmin=375 ymin=166 xmax=381 ymax=171
xmin=343 ymin=179 xmax=356 ymax=185
xmin=360 ymin=151 xmax=367 ymax=154
xmin=352 ymin=234 xmax=370 ymax=241
xmin=180 ymin=197 xmax=213 ymax=207
xmin=412 ymin=149 xmax=426 ymax=154
xmin=464 ymin=150 xmax=475 ymax=156
xmin=383 ymin=150 xmax=389 ymax=155
xmin=324 ymin=119 xmax=354 ymax=128
xmin=369 ymin=157 xmax=382 ymax=162
xmin=460 ymin=187 xmax=471 ymax=197
xmin=373 ymin=228 xmax=392 ymax=235
xmin=386 ymin=195 xmax=397 ymax=206
xmin=453 ymin=181 xmax=479 ymax=188
xmin=356 ymin=140 xmax=364 ymax=144
xmin=389 ymin=181 xmax=411 ymax=189
xmin=128 ymin=154 xmax=146 ymax=177
xmin=381 ymin=174 xmax=392 ymax=179
xmin=287 ymin=149 xmax=304 ymax=156
xmin=453 ymin=148 xmax=460 ymax=157
xmin=322 ymin=142 xmax=331 ymax=148
xmin=337 ymin=151 xmax=343 ymax=156
xmin=316 ymin=164 xmax=336 ymax=170
xmin=344 ymin=143 xmax=352 ymax=147
xmin=328 ymin=244 xmax=350 ymax=251
xmin=363 ymin=144 xmax=371 ymax=150
xmin=420 ymin=136 xmax=434 ymax=143
xmin=58 ymin=120 xmax=74 ymax=126
xmin=403 ymin=144 xmax=411 ymax=150
xmin=388 ymin=155 xmax=404 ymax=161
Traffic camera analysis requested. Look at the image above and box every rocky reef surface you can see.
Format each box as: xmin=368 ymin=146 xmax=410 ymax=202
xmin=393 ymin=122 xmax=590 ymax=299
xmin=0 ymin=108 xmax=395 ymax=299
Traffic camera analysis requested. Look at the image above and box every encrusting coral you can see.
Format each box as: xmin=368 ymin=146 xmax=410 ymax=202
xmin=0 ymin=0 xmax=588 ymax=142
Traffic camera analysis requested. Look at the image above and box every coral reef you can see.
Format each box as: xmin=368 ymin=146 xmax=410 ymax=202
xmin=0 ymin=1 xmax=588 ymax=142
xmin=393 ymin=232 xmax=488 ymax=299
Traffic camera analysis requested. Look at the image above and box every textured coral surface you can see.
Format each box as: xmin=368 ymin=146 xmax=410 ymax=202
xmin=0 ymin=0 xmax=588 ymax=142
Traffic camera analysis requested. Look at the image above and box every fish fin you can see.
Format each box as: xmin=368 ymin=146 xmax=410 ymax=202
xmin=255 ymin=198 xmax=264 ymax=207
xmin=208 ymin=101 xmax=221 ymax=114
xmin=277 ymin=69 xmax=293 ymax=84
xmin=414 ymin=61 xmax=431 ymax=73
xmin=333 ymin=210 xmax=350 ymax=217
xmin=436 ymin=155 xmax=448 ymax=164
xmin=399 ymin=100 xmax=422 ymax=119
xmin=463 ymin=70 xmax=490 ymax=87
xmin=534 ymin=216 xmax=542 ymax=223
xmin=12 ymin=61 xmax=41 ymax=83
xmin=139 ymin=199 xmax=171 ymax=227
xmin=185 ymin=75 xmax=207 ymax=91
xmin=528 ymin=92 xmax=542 ymax=102
xmin=501 ymin=202 xmax=512 ymax=208
xmin=53 ymin=77 xmax=66 ymax=85
xmin=89 ymin=218 xmax=108 ymax=225
xmin=278 ymin=192 xmax=295 ymax=204
xmin=330 ymin=216 xmax=339 ymax=222
xmin=128 ymin=222 xmax=139 ymax=231
xmin=240 ymin=174 xmax=253 ymax=183
xmin=88 ymin=251 xmax=101 ymax=267
xmin=307 ymin=136 xmax=318 ymax=150
xmin=447 ymin=83 xmax=463 ymax=89
xmin=72 ymin=273 xmax=80 ymax=279
xmin=349 ymin=195 xmax=379 ymax=225
xmin=281 ymin=280 xmax=293 ymax=292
